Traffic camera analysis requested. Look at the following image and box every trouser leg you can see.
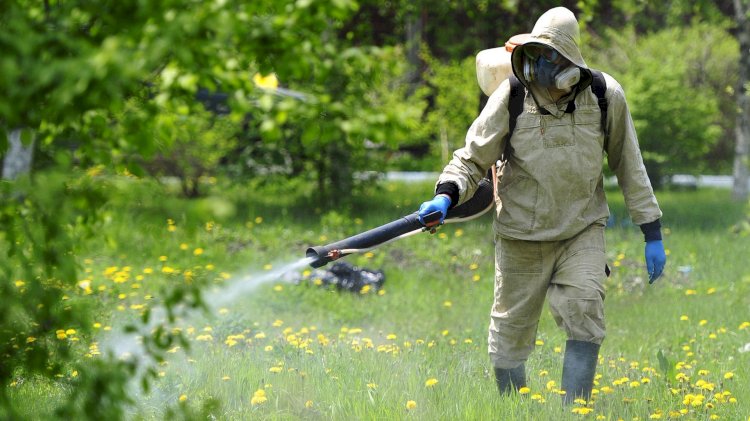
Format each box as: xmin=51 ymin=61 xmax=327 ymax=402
xmin=547 ymin=224 xmax=607 ymax=403
xmin=488 ymin=236 xmax=551 ymax=371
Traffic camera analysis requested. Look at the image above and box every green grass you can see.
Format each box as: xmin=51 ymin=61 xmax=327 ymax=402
xmin=9 ymin=177 xmax=750 ymax=420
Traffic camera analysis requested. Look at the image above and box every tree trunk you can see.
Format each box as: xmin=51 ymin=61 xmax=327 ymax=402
xmin=405 ymin=8 xmax=425 ymax=94
xmin=732 ymin=0 xmax=750 ymax=201
xmin=2 ymin=129 xmax=35 ymax=180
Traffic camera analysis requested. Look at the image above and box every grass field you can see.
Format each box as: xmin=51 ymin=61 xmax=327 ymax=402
xmin=9 ymin=176 xmax=750 ymax=420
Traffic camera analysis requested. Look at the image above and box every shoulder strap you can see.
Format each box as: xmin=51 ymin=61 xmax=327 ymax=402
xmin=589 ymin=69 xmax=608 ymax=141
xmin=504 ymin=75 xmax=525 ymax=162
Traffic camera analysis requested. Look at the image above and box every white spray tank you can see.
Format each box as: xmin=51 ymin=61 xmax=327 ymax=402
xmin=475 ymin=34 xmax=530 ymax=96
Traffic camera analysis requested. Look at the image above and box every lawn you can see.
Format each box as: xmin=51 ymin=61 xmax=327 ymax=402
xmin=8 ymin=176 xmax=750 ymax=420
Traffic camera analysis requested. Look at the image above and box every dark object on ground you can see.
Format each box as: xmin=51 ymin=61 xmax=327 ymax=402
xmin=303 ymin=261 xmax=385 ymax=293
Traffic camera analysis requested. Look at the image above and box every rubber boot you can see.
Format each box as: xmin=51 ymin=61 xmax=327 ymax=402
xmin=494 ymin=363 xmax=526 ymax=395
xmin=561 ymin=340 xmax=600 ymax=404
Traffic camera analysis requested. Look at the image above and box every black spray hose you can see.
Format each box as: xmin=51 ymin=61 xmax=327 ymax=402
xmin=306 ymin=177 xmax=495 ymax=268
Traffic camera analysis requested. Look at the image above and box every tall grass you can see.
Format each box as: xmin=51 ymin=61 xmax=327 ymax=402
xmin=10 ymin=177 xmax=750 ymax=419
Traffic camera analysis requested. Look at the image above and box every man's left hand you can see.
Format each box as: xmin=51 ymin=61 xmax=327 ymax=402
xmin=645 ymin=240 xmax=666 ymax=284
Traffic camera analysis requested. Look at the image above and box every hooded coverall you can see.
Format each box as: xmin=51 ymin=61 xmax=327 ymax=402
xmin=434 ymin=8 xmax=662 ymax=373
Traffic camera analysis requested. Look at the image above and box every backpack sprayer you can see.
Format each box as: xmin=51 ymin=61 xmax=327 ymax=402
xmin=306 ymin=177 xmax=495 ymax=268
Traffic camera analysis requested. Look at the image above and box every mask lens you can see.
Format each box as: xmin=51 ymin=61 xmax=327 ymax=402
xmin=524 ymin=45 xmax=562 ymax=64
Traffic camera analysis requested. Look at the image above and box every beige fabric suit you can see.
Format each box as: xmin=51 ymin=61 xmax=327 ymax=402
xmin=436 ymin=8 xmax=662 ymax=369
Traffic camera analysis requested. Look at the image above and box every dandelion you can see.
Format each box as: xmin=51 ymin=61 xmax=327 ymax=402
xmin=425 ymin=378 xmax=439 ymax=388
xmin=680 ymin=315 xmax=689 ymax=321
xmin=273 ymin=285 xmax=284 ymax=292
xmin=685 ymin=289 xmax=697 ymax=295
xmin=519 ymin=387 xmax=531 ymax=395
xmin=222 ymin=376 xmax=231 ymax=381
xmin=405 ymin=400 xmax=417 ymax=410
xmin=179 ymin=394 xmax=187 ymax=403
xmin=269 ymin=366 xmax=283 ymax=373
xmin=443 ymin=301 xmax=452 ymax=308
xmin=386 ymin=333 xmax=397 ymax=340
xmin=724 ymin=372 xmax=734 ymax=380
xmin=738 ymin=321 xmax=750 ymax=330
xmin=26 ymin=337 xmax=36 ymax=344
xmin=180 ymin=243 xmax=189 ymax=250
xmin=305 ymin=400 xmax=313 ymax=408
xmin=699 ymin=320 xmax=708 ymax=326
xmin=193 ymin=248 xmax=204 ymax=256
xmin=535 ymin=339 xmax=544 ymax=346
xmin=367 ymin=382 xmax=378 ymax=389
xmin=571 ymin=407 xmax=593 ymax=415
xmin=251 ymin=389 xmax=267 ymax=405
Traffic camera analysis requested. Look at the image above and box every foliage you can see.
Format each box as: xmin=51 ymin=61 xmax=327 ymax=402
xmin=588 ymin=24 xmax=736 ymax=181
xmin=413 ymin=53 xmax=480 ymax=171
xmin=142 ymin=108 xmax=239 ymax=198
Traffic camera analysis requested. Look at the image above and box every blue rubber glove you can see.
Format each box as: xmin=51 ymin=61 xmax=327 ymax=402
xmin=645 ymin=240 xmax=666 ymax=284
xmin=418 ymin=195 xmax=451 ymax=225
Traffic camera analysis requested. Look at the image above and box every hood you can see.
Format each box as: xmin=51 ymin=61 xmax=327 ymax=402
xmin=511 ymin=7 xmax=588 ymax=85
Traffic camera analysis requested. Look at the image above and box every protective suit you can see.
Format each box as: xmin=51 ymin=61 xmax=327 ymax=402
xmin=419 ymin=7 xmax=666 ymax=403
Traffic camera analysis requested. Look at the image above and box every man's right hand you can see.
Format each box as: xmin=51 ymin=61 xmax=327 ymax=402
xmin=418 ymin=195 xmax=452 ymax=225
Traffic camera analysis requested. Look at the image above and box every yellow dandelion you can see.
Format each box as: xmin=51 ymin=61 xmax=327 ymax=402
xmin=519 ymin=387 xmax=531 ymax=395
xmin=405 ymin=400 xmax=417 ymax=410
xmin=724 ymin=372 xmax=734 ymax=380
xmin=535 ymin=339 xmax=544 ymax=346
xmin=738 ymin=321 xmax=750 ymax=330
xmin=571 ymin=407 xmax=593 ymax=415
xmin=193 ymin=248 xmax=204 ymax=256
xmin=26 ymin=337 xmax=36 ymax=344
xmin=305 ymin=400 xmax=313 ymax=408
xmin=269 ymin=366 xmax=283 ymax=373
xmin=251 ymin=389 xmax=267 ymax=405
xmin=179 ymin=394 xmax=187 ymax=403
xmin=443 ymin=301 xmax=452 ymax=308
xmin=425 ymin=378 xmax=439 ymax=388
xmin=680 ymin=315 xmax=689 ymax=321
xmin=222 ymin=376 xmax=230 ymax=381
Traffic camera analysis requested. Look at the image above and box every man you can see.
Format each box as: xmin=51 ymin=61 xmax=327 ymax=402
xmin=417 ymin=7 xmax=666 ymax=403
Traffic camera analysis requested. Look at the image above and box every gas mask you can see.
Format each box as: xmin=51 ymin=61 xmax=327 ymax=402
xmin=522 ymin=45 xmax=581 ymax=90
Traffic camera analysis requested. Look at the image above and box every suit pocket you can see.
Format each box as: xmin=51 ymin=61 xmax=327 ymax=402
xmin=497 ymin=175 xmax=538 ymax=233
